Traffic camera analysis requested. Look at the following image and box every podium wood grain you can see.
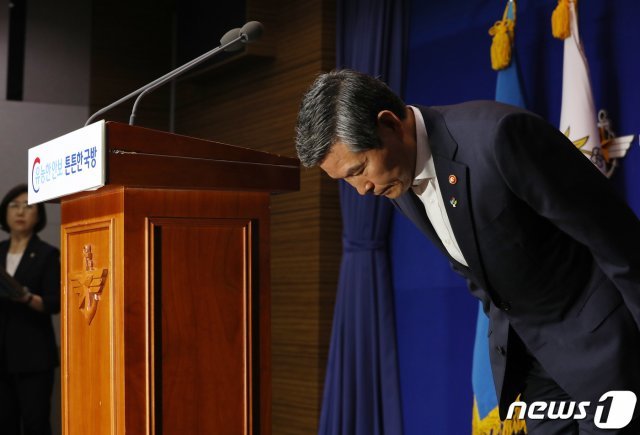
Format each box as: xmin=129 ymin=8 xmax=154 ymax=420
xmin=59 ymin=124 xmax=296 ymax=434
xmin=62 ymin=188 xmax=271 ymax=435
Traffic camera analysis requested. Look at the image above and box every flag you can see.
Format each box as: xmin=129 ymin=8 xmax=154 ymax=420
xmin=553 ymin=0 xmax=605 ymax=172
xmin=473 ymin=1 xmax=527 ymax=434
xmin=554 ymin=0 xmax=635 ymax=177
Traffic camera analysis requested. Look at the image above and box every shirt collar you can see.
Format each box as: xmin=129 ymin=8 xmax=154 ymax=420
xmin=410 ymin=105 xmax=436 ymax=186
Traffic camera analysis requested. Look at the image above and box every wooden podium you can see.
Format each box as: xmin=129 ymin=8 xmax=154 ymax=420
xmin=59 ymin=122 xmax=299 ymax=435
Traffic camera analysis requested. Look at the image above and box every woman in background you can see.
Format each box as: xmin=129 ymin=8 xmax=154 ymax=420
xmin=0 ymin=183 xmax=60 ymax=435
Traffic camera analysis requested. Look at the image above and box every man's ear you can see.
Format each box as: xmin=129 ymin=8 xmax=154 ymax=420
xmin=376 ymin=110 xmax=402 ymax=136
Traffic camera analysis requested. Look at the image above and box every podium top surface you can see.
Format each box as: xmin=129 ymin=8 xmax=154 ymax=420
xmin=105 ymin=121 xmax=300 ymax=193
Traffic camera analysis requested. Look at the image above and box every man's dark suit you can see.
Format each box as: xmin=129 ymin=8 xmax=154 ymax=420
xmin=392 ymin=102 xmax=640 ymax=419
xmin=0 ymin=234 xmax=60 ymax=435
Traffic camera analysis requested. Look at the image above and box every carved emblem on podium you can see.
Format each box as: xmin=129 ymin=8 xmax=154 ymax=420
xmin=70 ymin=245 xmax=108 ymax=325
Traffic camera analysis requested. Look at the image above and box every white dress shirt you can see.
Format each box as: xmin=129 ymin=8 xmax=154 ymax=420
xmin=6 ymin=252 xmax=23 ymax=276
xmin=409 ymin=105 xmax=468 ymax=266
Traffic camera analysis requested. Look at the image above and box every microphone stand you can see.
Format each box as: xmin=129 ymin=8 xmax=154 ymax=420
xmin=85 ymin=32 xmax=243 ymax=126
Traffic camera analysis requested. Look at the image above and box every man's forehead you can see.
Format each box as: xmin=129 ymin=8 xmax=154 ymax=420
xmin=320 ymin=141 xmax=362 ymax=178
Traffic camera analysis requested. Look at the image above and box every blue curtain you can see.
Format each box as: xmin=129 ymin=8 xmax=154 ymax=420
xmin=319 ymin=0 xmax=409 ymax=434
xmin=336 ymin=0 xmax=408 ymax=96
xmin=319 ymin=184 xmax=402 ymax=435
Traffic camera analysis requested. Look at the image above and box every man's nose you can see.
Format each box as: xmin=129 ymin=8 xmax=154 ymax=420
xmin=356 ymin=180 xmax=374 ymax=196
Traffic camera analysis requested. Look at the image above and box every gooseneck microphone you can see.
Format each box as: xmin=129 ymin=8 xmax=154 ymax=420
xmin=224 ymin=20 xmax=264 ymax=51
xmin=84 ymin=21 xmax=264 ymax=127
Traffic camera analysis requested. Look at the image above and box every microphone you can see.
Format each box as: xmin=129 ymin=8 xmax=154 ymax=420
xmin=240 ymin=21 xmax=264 ymax=43
xmin=220 ymin=28 xmax=243 ymax=52
xmin=222 ymin=21 xmax=263 ymax=51
xmin=84 ymin=21 xmax=264 ymax=127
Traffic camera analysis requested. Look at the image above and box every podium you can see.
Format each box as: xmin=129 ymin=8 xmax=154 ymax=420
xmin=58 ymin=122 xmax=299 ymax=435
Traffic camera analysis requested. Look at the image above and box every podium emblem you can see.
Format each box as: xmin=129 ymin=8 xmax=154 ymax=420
xmin=69 ymin=245 xmax=108 ymax=325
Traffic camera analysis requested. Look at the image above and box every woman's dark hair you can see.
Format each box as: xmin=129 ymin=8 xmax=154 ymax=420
xmin=0 ymin=183 xmax=47 ymax=233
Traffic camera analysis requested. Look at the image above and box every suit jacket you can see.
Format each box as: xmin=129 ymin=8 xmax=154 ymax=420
xmin=0 ymin=235 xmax=60 ymax=373
xmin=392 ymin=102 xmax=640 ymax=418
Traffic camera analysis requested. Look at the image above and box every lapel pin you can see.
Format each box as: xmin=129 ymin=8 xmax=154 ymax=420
xmin=448 ymin=174 xmax=457 ymax=185
xmin=449 ymin=197 xmax=458 ymax=208
xmin=30 ymin=252 xmax=35 ymax=258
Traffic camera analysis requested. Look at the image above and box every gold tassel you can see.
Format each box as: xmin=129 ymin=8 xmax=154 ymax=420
xmin=488 ymin=1 xmax=516 ymax=71
xmin=552 ymin=0 xmax=571 ymax=39
xmin=472 ymin=396 xmax=528 ymax=434
xmin=472 ymin=398 xmax=503 ymax=434
xmin=489 ymin=21 xmax=514 ymax=70
xmin=503 ymin=415 xmax=528 ymax=434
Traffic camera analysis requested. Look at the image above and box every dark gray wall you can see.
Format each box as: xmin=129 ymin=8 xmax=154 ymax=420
xmin=0 ymin=2 xmax=7 ymax=98
xmin=23 ymin=0 xmax=91 ymax=105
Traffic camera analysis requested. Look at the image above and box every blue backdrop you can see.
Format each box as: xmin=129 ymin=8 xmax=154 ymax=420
xmin=391 ymin=1 xmax=640 ymax=434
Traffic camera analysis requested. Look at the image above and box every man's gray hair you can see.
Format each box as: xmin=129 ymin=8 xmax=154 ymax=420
xmin=295 ymin=69 xmax=406 ymax=167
